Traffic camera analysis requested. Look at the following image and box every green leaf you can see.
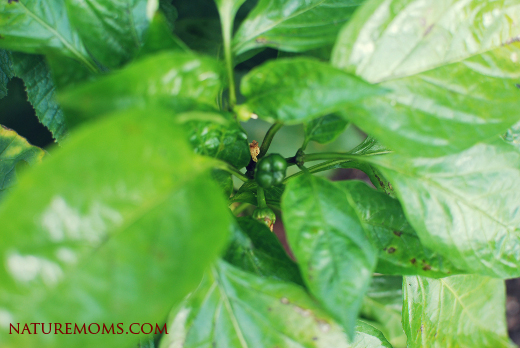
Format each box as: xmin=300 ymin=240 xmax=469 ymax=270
xmin=0 ymin=108 xmax=230 ymax=348
xmin=159 ymin=0 xmax=178 ymax=31
xmin=45 ymin=52 xmax=97 ymax=89
xmin=0 ymin=50 xmax=14 ymax=99
xmin=282 ymin=174 xmax=378 ymax=337
xmin=403 ymin=275 xmax=513 ymax=348
xmin=58 ymin=51 xmax=225 ymax=124
xmin=361 ymin=276 xmax=406 ymax=348
xmin=137 ymin=12 xmax=189 ymax=59
xmin=332 ymin=0 xmax=520 ymax=83
xmin=367 ymin=139 xmax=520 ymax=278
xmin=224 ymin=217 xmax=304 ymax=285
xmin=340 ymin=180 xmax=462 ymax=278
xmin=240 ymin=58 xmax=387 ymax=124
xmin=64 ymin=0 xmax=154 ymax=68
xmin=160 ymin=260 xmax=393 ymax=348
xmin=339 ymin=44 xmax=520 ymax=157
xmin=181 ymin=112 xmax=250 ymax=169
xmin=211 ymin=169 xmax=233 ymax=197
xmin=0 ymin=125 xmax=45 ymax=200
xmin=10 ymin=52 xmax=67 ymax=141
xmin=175 ymin=18 xmax=223 ymax=57
xmin=0 ymin=0 xmax=97 ymax=72
xmin=303 ymin=114 xmax=349 ymax=149
xmin=233 ymin=0 xmax=364 ymax=55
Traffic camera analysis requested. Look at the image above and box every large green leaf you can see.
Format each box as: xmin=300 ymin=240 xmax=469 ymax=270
xmin=403 ymin=275 xmax=513 ymax=348
xmin=341 ymin=180 xmax=462 ymax=278
xmin=367 ymin=139 xmax=520 ymax=278
xmin=0 ymin=125 xmax=45 ymax=200
xmin=224 ymin=217 xmax=303 ymax=285
xmin=240 ymin=58 xmax=387 ymax=124
xmin=65 ymin=0 xmax=154 ymax=68
xmin=10 ymin=52 xmax=67 ymax=141
xmin=0 ymin=108 xmax=230 ymax=348
xmin=58 ymin=51 xmax=225 ymax=124
xmin=0 ymin=50 xmax=14 ymax=98
xmin=282 ymin=174 xmax=378 ymax=337
xmin=339 ymin=44 xmax=520 ymax=157
xmin=233 ymin=0 xmax=364 ymax=55
xmin=181 ymin=111 xmax=250 ymax=169
xmin=303 ymin=114 xmax=349 ymax=149
xmin=160 ymin=260 xmax=392 ymax=348
xmin=361 ymin=276 xmax=406 ymax=348
xmin=332 ymin=0 xmax=520 ymax=83
xmin=0 ymin=0 xmax=97 ymax=72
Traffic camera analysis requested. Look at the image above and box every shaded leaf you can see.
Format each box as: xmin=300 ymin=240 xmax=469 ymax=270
xmin=10 ymin=52 xmax=67 ymax=141
xmin=212 ymin=169 xmax=234 ymax=197
xmin=59 ymin=51 xmax=225 ymax=124
xmin=65 ymin=0 xmax=154 ymax=68
xmin=368 ymin=139 xmax=520 ymax=278
xmin=0 ymin=50 xmax=14 ymax=99
xmin=137 ymin=12 xmax=189 ymax=59
xmin=0 ymin=125 xmax=45 ymax=200
xmin=361 ymin=276 xmax=406 ymax=348
xmin=332 ymin=0 xmax=520 ymax=83
xmin=0 ymin=108 xmax=230 ymax=348
xmin=224 ymin=217 xmax=303 ymax=285
xmin=0 ymin=0 xmax=97 ymax=72
xmin=160 ymin=260 xmax=392 ymax=348
xmin=181 ymin=112 xmax=250 ymax=169
xmin=403 ymin=275 xmax=513 ymax=348
xmin=303 ymin=114 xmax=349 ymax=149
xmin=175 ymin=19 xmax=223 ymax=57
xmin=233 ymin=0 xmax=364 ymax=55
xmin=341 ymin=180 xmax=462 ymax=278
xmin=240 ymin=58 xmax=387 ymax=124
xmin=339 ymin=44 xmax=520 ymax=157
xmin=282 ymin=174 xmax=377 ymax=337
xmin=159 ymin=0 xmax=178 ymax=31
xmin=230 ymin=180 xmax=284 ymax=210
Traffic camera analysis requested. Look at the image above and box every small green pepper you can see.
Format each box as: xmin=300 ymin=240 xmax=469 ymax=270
xmin=255 ymin=153 xmax=287 ymax=188
xmin=252 ymin=207 xmax=276 ymax=231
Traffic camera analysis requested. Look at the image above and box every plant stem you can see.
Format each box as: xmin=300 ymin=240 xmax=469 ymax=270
xmin=213 ymin=161 xmax=249 ymax=182
xmin=257 ymin=187 xmax=267 ymax=208
xmin=282 ymin=159 xmax=353 ymax=184
xmin=303 ymin=152 xmax=359 ymax=162
xmin=259 ymin=122 xmax=283 ymax=158
xmin=232 ymin=202 xmax=251 ymax=216
xmin=221 ymin=19 xmax=236 ymax=108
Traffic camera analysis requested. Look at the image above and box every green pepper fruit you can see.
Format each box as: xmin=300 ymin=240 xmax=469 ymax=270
xmin=252 ymin=207 xmax=276 ymax=231
xmin=255 ymin=153 xmax=287 ymax=188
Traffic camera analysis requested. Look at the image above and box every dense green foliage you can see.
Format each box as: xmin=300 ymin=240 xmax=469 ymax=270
xmin=1 ymin=0 xmax=519 ymax=347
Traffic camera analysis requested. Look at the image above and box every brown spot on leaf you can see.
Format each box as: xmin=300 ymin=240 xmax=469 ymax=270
xmin=516 ymin=83 xmax=520 ymax=89
xmin=422 ymin=264 xmax=432 ymax=271
xmin=393 ymin=231 xmax=402 ymax=237
xmin=280 ymin=297 xmax=289 ymax=304
xmin=411 ymin=258 xmax=416 ymax=264
xmin=267 ymin=307 xmax=272 ymax=311
xmin=387 ymin=247 xmax=396 ymax=254
xmin=424 ymin=24 xmax=434 ymax=36
xmin=8 ymin=0 xmax=19 ymax=3
xmin=312 ymin=337 xmax=318 ymax=341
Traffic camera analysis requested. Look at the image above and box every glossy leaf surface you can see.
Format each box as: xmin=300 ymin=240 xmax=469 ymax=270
xmin=160 ymin=260 xmax=392 ymax=348
xmin=0 ymin=126 xmax=45 ymax=200
xmin=11 ymin=52 xmax=67 ymax=141
xmin=403 ymin=275 xmax=513 ymax=348
xmin=282 ymin=174 xmax=377 ymax=337
xmin=361 ymin=276 xmax=406 ymax=348
xmin=233 ymin=0 xmax=363 ymax=55
xmin=182 ymin=112 xmax=250 ymax=169
xmin=0 ymin=0 xmax=97 ymax=72
xmin=65 ymin=0 xmax=152 ymax=68
xmin=303 ymin=114 xmax=349 ymax=148
xmin=332 ymin=0 xmax=520 ymax=83
xmin=0 ymin=109 xmax=230 ymax=348
xmin=341 ymin=180 xmax=462 ymax=278
xmin=369 ymin=139 xmax=520 ymax=278
xmin=240 ymin=58 xmax=386 ymax=124
xmin=224 ymin=217 xmax=303 ymax=284
xmin=340 ymin=44 xmax=520 ymax=157
xmin=59 ymin=51 xmax=225 ymax=123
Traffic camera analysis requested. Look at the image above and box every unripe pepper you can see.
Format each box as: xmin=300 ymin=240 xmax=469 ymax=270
xmin=252 ymin=207 xmax=276 ymax=231
xmin=254 ymin=153 xmax=287 ymax=188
